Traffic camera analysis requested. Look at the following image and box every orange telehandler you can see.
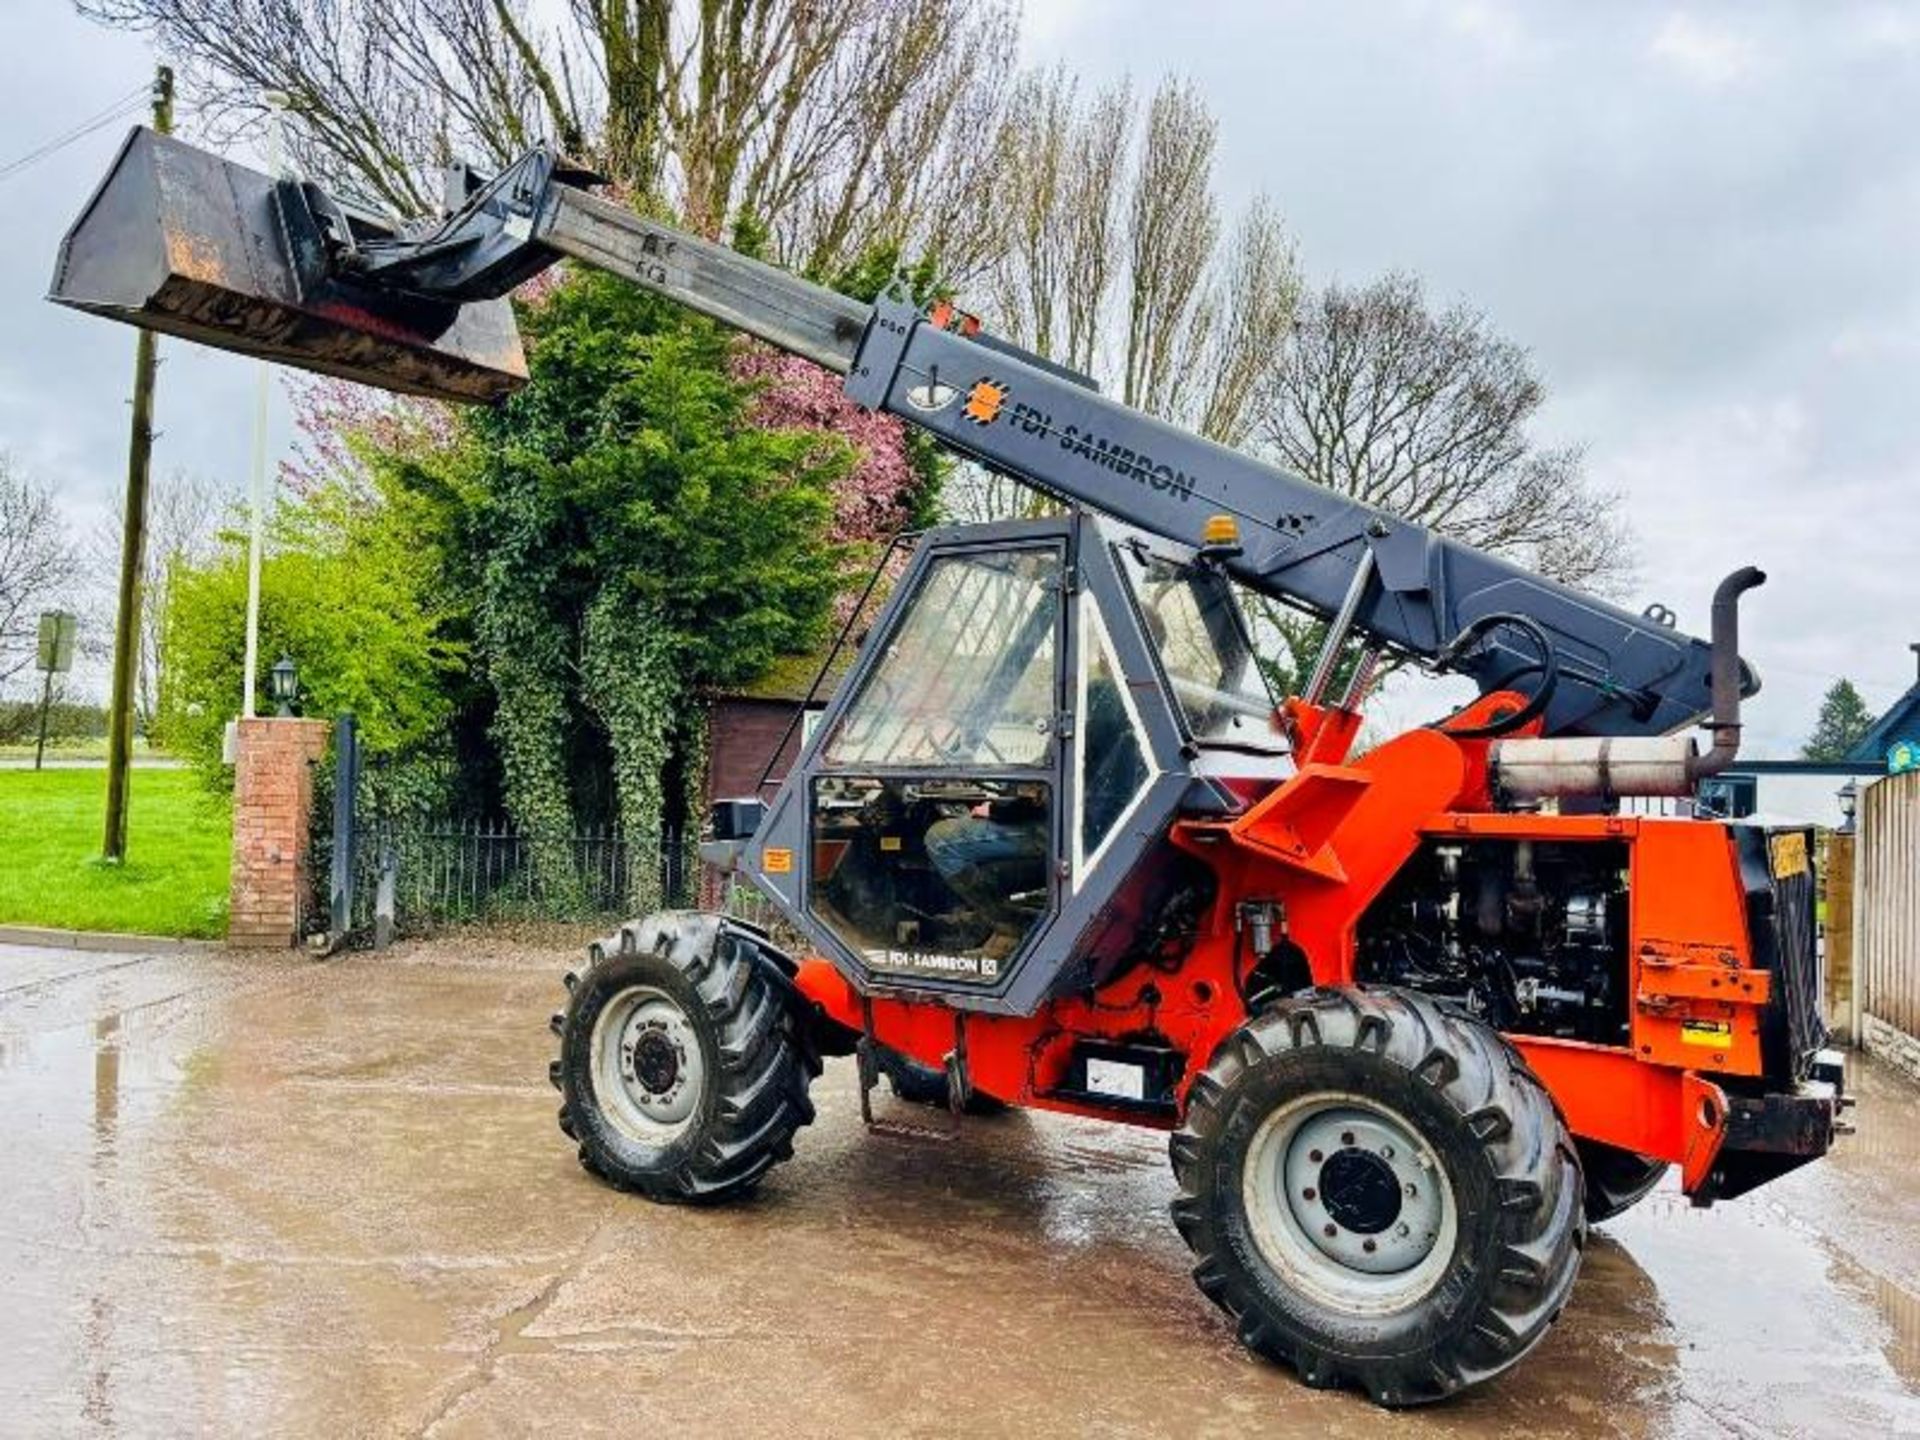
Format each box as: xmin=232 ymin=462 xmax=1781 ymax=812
xmin=52 ymin=129 xmax=1846 ymax=1405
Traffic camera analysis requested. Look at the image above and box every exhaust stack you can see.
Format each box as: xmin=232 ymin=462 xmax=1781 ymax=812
xmin=48 ymin=127 xmax=529 ymax=404
xmin=1687 ymin=566 xmax=1767 ymax=782
xmin=1488 ymin=566 xmax=1766 ymax=803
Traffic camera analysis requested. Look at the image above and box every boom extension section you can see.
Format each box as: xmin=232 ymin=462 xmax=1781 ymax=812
xmin=52 ymin=131 xmax=1745 ymax=738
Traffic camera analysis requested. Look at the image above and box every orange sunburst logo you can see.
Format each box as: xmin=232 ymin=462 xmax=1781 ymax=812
xmin=964 ymin=379 xmax=1007 ymax=425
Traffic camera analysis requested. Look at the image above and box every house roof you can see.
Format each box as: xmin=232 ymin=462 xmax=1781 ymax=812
xmin=1847 ymin=651 xmax=1920 ymax=762
xmin=1848 ymin=686 xmax=1920 ymax=762
xmin=715 ymin=643 xmax=856 ymax=705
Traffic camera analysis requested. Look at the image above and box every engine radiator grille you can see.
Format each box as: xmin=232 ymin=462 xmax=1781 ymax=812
xmin=1734 ymin=824 xmax=1827 ymax=1083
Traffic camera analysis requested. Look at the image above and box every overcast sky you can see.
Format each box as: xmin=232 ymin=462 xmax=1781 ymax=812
xmin=2 ymin=1 xmax=1916 ymax=758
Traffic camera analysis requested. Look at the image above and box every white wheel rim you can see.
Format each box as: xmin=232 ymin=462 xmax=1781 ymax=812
xmin=590 ymin=984 xmax=706 ymax=1145
xmin=1242 ymin=1091 xmax=1459 ymax=1315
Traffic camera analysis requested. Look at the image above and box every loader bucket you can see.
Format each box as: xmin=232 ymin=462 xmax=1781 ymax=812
xmin=49 ymin=127 xmax=527 ymax=404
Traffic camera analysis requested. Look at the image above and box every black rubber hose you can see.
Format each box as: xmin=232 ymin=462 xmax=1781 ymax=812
xmin=1429 ymin=613 xmax=1561 ymax=739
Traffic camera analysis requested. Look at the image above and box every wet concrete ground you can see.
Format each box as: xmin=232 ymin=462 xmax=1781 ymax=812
xmin=2 ymin=936 xmax=1916 ymax=1439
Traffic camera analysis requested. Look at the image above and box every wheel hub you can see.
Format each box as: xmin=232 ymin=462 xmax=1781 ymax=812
xmin=1318 ymin=1148 xmax=1403 ymax=1235
xmin=590 ymin=986 xmax=706 ymax=1143
xmin=1242 ymin=1094 xmax=1458 ymax=1310
xmin=632 ymin=1028 xmax=681 ymax=1094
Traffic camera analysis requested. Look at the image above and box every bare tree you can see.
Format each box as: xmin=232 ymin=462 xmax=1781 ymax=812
xmin=0 ymin=455 xmax=80 ymax=691
xmin=80 ymin=0 xmax=1016 ymax=276
xmin=1193 ymin=196 xmax=1298 ymax=449
xmin=1260 ymin=275 xmax=1627 ymax=590
xmin=983 ymin=67 xmax=1132 ymax=374
xmin=1120 ymin=79 xmax=1218 ymax=420
xmin=88 ymin=470 xmax=227 ymax=730
xmin=952 ymin=74 xmax=1299 ymax=521
xmin=1248 ymin=274 xmax=1631 ymax=694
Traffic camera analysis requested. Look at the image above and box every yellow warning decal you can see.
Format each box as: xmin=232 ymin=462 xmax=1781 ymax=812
xmin=762 ymin=847 xmax=794 ymax=874
xmin=879 ymin=835 xmax=903 ymax=852
xmin=1770 ymin=832 xmax=1809 ymax=878
xmin=1681 ymin=1019 xmax=1733 ymax=1048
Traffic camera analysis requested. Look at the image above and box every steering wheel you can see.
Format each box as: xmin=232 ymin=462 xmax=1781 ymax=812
xmin=1430 ymin=612 xmax=1560 ymax=739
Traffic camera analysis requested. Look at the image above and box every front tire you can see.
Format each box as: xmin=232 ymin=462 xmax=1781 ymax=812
xmin=552 ymin=913 xmax=816 ymax=1203
xmin=1170 ymin=988 xmax=1585 ymax=1407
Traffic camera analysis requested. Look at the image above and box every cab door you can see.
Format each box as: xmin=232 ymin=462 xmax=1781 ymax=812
xmin=790 ymin=529 xmax=1071 ymax=999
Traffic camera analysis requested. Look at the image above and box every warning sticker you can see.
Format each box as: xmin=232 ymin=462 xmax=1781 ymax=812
xmin=1681 ymin=1019 xmax=1732 ymax=1048
xmin=1770 ymin=832 xmax=1809 ymax=878
xmin=762 ymin=847 xmax=793 ymax=874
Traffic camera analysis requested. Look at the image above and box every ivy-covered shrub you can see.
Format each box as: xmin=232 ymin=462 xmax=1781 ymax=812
xmin=366 ymin=271 xmax=880 ymax=896
xmin=274 ymin=234 xmax=942 ymax=905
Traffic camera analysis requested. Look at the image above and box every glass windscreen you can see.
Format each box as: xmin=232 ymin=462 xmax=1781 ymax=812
xmin=824 ymin=547 xmax=1062 ymax=769
xmin=1116 ymin=542 xmax=1282 ymax=749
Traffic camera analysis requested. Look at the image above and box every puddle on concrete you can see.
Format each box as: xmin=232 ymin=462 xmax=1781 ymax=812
xmin=2 ymin=940 xmax=1917 ymax=1437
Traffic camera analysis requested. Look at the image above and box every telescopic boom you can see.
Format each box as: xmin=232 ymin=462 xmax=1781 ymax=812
xmin=51 ymin=131 xmax=1747 ymax=739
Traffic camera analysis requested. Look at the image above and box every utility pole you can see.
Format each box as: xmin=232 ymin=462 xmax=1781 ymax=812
xmin=102 ymin=63 xmax=173 ymax=862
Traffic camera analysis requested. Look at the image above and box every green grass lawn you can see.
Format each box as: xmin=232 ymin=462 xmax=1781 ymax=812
xmin=0 ymin=769 xmax=230 ymax=938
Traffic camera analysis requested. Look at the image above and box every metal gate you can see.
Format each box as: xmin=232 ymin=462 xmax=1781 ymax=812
xmin=315 ymin=716 xmax=696 ymax=945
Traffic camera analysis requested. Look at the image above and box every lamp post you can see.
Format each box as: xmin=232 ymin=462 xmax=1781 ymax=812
xmin=270 ymin=655 xmax=299 ymax=718
xmin=242 ymin=90 xmax=292 ymax=720
xmin=1837 ymin=778 xmax=1858 ymax=835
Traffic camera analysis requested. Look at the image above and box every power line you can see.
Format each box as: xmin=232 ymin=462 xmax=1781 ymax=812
xmin=0 ymin=83 xmax=153 ymax=186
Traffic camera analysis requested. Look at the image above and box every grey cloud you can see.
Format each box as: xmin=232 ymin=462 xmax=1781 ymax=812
xmin=1 ymin=1 xmax=1913 ymax=760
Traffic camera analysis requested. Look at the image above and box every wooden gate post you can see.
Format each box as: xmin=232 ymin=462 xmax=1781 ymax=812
xmin=1825 ymin=830 xmax=1855 ymax=1044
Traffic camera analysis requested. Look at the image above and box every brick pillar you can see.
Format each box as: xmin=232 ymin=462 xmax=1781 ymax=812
xmin=229 ymin=717 xmax=331 ymax=948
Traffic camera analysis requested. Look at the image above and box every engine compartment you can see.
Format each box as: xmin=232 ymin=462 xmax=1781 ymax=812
xmin=1356 ymin=838 xmax=1632 ymax=1046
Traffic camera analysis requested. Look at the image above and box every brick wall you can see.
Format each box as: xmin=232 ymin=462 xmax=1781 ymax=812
xmin=229 ymin=717 xmax=330 ymax=948
xmin=706 ymin=699 xmax=816 ymax=806
xmin=1862 ymin=1013 xmax=1920 ymax=1085
xmin=699 ymin=699 xmax=819 ymax=911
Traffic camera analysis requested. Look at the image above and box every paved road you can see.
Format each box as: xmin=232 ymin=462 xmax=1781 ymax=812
xmin=2 ymin=938 xmax=1916 ymax=1437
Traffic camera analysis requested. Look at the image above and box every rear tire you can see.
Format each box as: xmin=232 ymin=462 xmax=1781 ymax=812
xmin=553 ymin=913 xmax=816 ymax=1203
xmin=877 ymin=1046 xmax=1009 ymax=1115
xmin=1575 ymin=1140 xmax=1668 ymax=1223
xmin=1170 ymin=988 xmax=1585 ymax=1407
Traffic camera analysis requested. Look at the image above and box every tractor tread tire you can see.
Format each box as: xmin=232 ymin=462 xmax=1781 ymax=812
xmin=554 ymin=912 xmax=814 ymax=1205
xmin=1170 ymin=987 xmax=1585 ymax=1408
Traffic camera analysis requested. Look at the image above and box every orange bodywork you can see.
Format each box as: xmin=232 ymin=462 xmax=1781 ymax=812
xmin=793 ymin=695 xmax=1763 ymax=1195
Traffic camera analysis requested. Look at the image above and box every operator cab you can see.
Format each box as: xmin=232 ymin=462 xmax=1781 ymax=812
xmin=746 ymin=513 xmax=1288 ymax=1013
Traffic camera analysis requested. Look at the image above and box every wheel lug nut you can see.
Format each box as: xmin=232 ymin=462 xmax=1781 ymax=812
xmin=1362 ymin=1239 xmax=1377 ymax=1254
xmin=1302 ymin=1187 xmax=1317 ymax=1202
xmin=1323 ymin=1223 xmax=1338 ymax=1238
xmin=1404 ymin=1182 xmax=1418 ymax=1197
xmin=1396 ymin=1222 xmax=1411 ymax=1237
xmin=1380 ymin=1144 xmax=1395 ymax=1159
xmin=1341 ymin=1131 xmax=1356 ymax=1146
xmin=1308 ymin=1148 xmax=1323 ymax=1163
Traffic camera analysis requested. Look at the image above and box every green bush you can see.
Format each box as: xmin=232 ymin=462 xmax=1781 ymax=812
xmin=159 ymin=481 xmax=464 ymax=778
xmin=0 ymin=698 xmax=108 ymax=747
xmin=374 ymin=273 xmax=856 ymax=869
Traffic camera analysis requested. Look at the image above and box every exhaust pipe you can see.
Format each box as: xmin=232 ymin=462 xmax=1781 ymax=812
xmin=1488 ymin=567 xmax=1765 ymax=802
xmin=1687 ymin=566 xmax=1766 ymax=782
